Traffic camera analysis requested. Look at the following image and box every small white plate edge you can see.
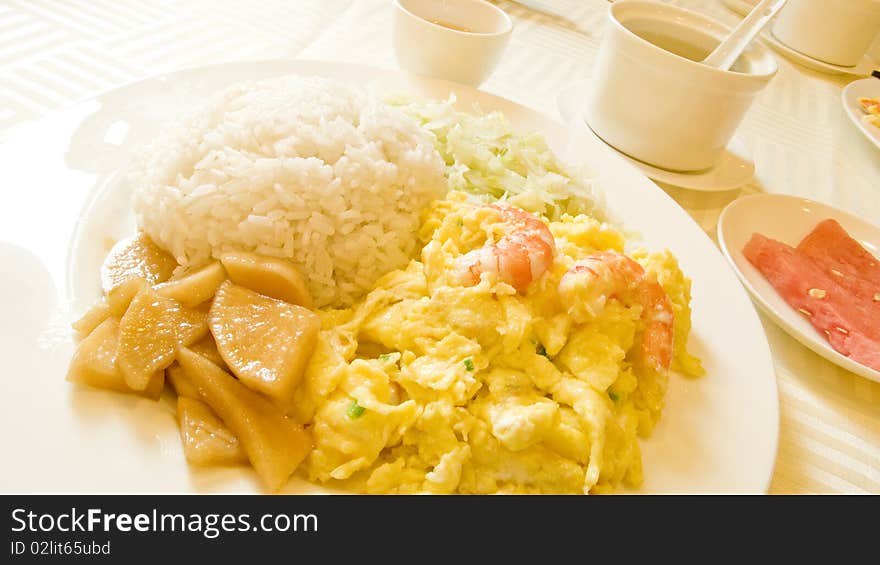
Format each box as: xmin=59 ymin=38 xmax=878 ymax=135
xmin=841 ymin=78 xmax=880 ymax=151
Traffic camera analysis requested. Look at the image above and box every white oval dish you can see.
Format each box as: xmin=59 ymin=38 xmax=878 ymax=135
xmin=0 ymin=60 xmax=778 ymax=493
xmin=557 ymin=80 xmax=755 ymax=192
xmin=718 ymin=193 xmax=880 ymax=383
xmin=842 ymin=77 xmax=880 ymax=151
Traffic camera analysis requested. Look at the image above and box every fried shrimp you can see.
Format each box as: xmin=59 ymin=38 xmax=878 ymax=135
xmin=455 ymin=204 xmax=556 ymax=292
xmin=559 ymin=251 xmax=674 ymax=371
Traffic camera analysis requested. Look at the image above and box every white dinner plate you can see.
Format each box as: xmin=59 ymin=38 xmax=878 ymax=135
xmin=0 ymin=60 xmax=778 ymax=493
xmin=762 ymin=31 xmax=876 ymax=77
xmin=557 ymin=81 xmax=755 ymax=192
xmin=842 ymin=77 xmax=880 ymax=151
xmin=718 ymin=193 xmax=880 ymax=383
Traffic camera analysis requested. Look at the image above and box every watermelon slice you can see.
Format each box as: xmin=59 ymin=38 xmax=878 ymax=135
xmin=743 ymin=233 xmax=880 ymax=372
xmin=796 ymin=219 xmax=880 ymax=302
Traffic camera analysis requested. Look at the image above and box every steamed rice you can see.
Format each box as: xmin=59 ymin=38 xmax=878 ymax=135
xmin=130 ymin=76 xmax=447 ymax=307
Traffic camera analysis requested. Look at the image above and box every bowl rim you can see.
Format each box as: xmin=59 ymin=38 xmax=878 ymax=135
xmin=609 ymin=0 xmax=778 ymax=81
xmin=394 ymin=0 xmax=513 ymax=37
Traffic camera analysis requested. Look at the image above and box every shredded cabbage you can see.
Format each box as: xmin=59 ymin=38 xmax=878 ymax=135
xmin=388 ymin=94 xmax=604 ymax=221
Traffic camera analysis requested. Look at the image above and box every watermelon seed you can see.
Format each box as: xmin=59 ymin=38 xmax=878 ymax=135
xmin=835 ymin=327 xmax=849 ymax=335
xmin=797 ymin=308 xmax=812 ymax=317
xmin=808 ymin=288 xmax=827 ymax=299
xmin=830 ymin=269 xmax=843 ymax=277
xmin=873 ymin=293 xmax=880 ymax=302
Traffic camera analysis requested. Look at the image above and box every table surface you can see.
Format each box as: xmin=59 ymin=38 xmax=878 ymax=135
xmin=1 ymin=0 xmax=877 ymax=494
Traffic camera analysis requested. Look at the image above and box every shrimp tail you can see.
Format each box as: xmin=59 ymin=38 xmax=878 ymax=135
xmin=559 ymin=251 xmax=674 ymax=372
xmin=456 ymin=204 xmax=555 ymax=292
xmin=636 ymin=282 xmax=674 ymax=372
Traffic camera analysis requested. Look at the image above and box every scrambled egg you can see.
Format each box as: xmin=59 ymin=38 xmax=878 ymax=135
xmin=294 ymin=191 xmax=702 ymax=494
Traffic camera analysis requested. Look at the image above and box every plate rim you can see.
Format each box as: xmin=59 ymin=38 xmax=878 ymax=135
xmin=717 ymin=192 xmax=880 ymax=383
xmin=841 ymin=78 xmax=880 ymax=152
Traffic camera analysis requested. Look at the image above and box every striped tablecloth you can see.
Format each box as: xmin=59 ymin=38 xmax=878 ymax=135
xmin=2 ymin=0 xmax=877 ymax=493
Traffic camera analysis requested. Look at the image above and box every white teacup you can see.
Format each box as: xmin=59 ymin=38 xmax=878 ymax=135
xmin=585 ymin=1 xmax=777 ymax=172
xmin=393 ymin=0 xmax=512 ymax=87
xmin=772 ymin=0 xmax=880 ymax=68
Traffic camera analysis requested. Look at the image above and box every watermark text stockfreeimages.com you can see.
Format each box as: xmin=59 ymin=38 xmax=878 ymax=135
xmin=10 ymin=507 xmax=318 ymax=539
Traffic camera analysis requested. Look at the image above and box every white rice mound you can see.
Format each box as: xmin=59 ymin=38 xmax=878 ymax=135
xmin=130 ymin=76 xmax=447 ymax=307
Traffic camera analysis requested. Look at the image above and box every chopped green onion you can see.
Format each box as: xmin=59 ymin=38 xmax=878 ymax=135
xmin=608 ymin=392 xmax=619 ymax=403
xmin=463 ymin=358 xmax=475 ymax=371
xmin=378 ymin=353 xmax=393 ymax=362
xmin=536 ymin=343 xmax=550 ymax=359
xmin=347 ymin=399 xmax=365 ymax=419
xmin=457 ymin=218 xmax=464 ymax=227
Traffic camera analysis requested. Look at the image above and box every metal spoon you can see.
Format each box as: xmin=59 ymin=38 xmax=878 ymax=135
xmin=702 ymin=0 xmax=788 ymax=71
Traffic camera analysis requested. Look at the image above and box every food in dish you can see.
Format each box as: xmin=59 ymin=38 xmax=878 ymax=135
xmin=68 ymin=76 xmax=703 ymax=494
xmin=858 ymin=96 xmax=880 ymax=128
xmin=796 ymin=218 xmax=880 ymax=298
xmin=301 ymin=192 xmax=701 ymax=493
xmin=131 ymin=76 xmax=447 ymax=308
xmin=743 ymin=219 xmax=880 ymax=371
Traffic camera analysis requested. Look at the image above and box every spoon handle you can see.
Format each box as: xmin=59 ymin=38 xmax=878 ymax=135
xmin=703 ymin=0 xmax=788 ymax=71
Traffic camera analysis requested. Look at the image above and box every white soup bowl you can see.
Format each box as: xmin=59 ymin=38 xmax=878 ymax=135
xmin=585 ymin=1 xmax=777 ymax=172
xmin=393 ymin=0 xmax=512 ymax=87
xmin=772 ymin=0 xmax=880 ymax=68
